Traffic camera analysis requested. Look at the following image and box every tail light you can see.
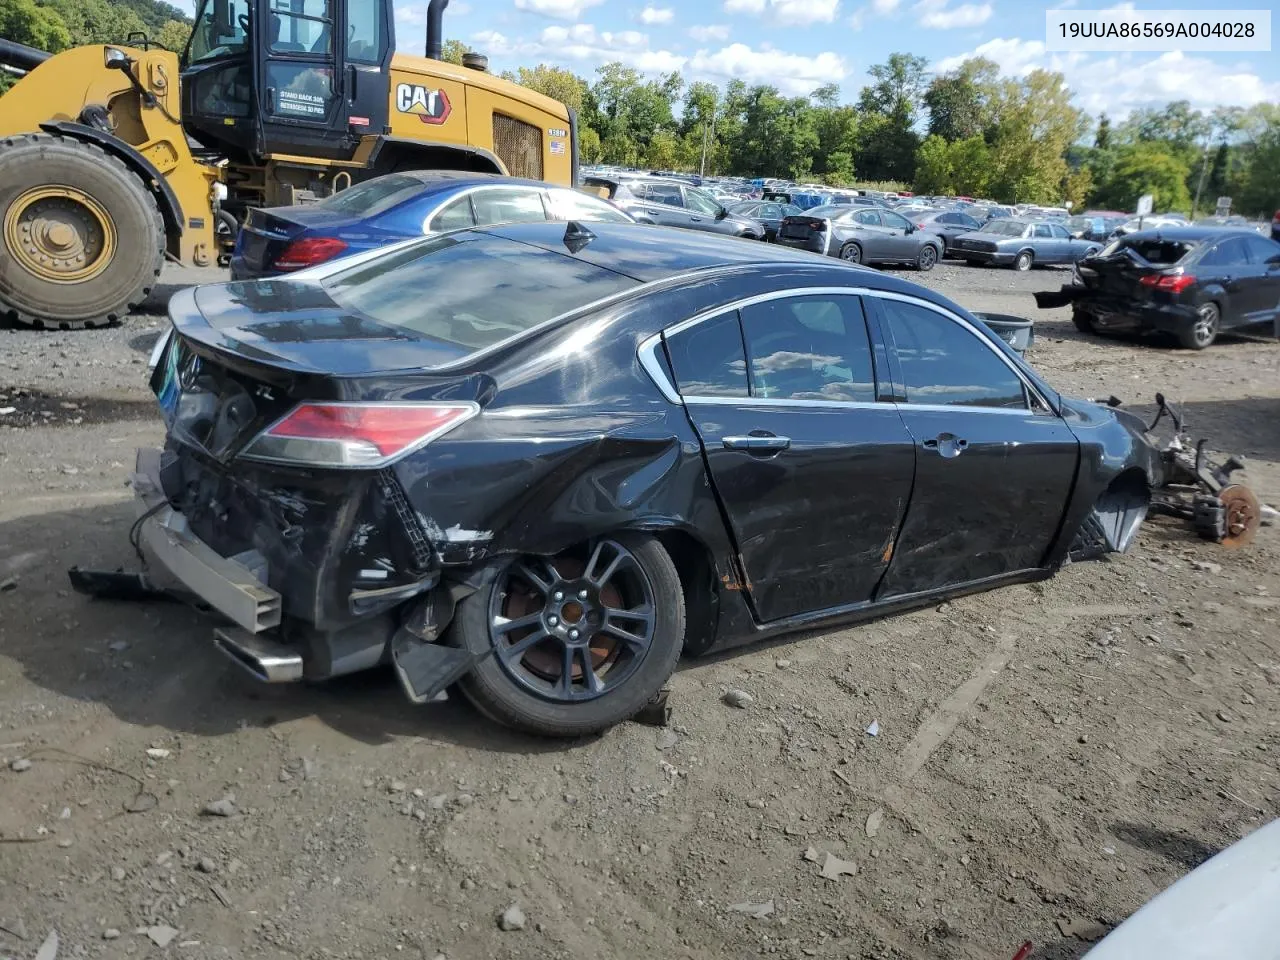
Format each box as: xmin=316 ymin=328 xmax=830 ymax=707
xmin=240 ymin=402 xmax=479 ymax=468
xmin=272 ymin=237 xmax=349 ymax=272
xmin=917 ymin=222 xmax=927 ymax=230
xmin=1140 ymin=273 xmax=1196 ymax=293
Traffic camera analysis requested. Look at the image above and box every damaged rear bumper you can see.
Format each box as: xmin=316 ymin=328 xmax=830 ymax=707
xmin=133 ymin=448 xmax=283 ymax=634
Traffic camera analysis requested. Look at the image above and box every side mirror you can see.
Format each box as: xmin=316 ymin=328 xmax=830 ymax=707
xmin=905 ymin=224 xmax=915 ymax=233
xmin=1268 ymin=255 xmax=1280 ymax=269
xmin=715 ymin=206 xmax=728 ymax=221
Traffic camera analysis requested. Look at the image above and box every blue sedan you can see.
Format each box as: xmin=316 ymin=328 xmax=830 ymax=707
xmin=229 ymin=171 xmax=634 ymax=279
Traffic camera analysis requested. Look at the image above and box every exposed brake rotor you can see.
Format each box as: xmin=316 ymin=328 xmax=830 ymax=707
xmin=1217 ymin=484 xmax=1261 ymax=549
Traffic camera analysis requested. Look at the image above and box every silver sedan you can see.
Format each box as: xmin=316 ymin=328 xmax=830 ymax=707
xmin=951 ymin=219 xmax=1102 ymax=271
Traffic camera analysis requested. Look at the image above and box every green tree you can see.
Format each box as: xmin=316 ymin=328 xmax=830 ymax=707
xmin=913 ymin=134 xmax=953 ymax=193
xmin=578 ymin=125 xmax=602 ymax=163
xmin=645 ymin=129 xmax=679 ymax=169
xmin=154 ymin=17 xmax=189 ymax=52
xmin=1094 ymin=113 xmax=1111 ymax=150
xmin=857 ymin=53 xmax=928 ymax=119
xmin=508 ymin=64 xmax=587 ymax=112
xmin=0 ymin=0 xmax=71 ymax=52
xmin=1092 ymin=143 xmax=1192 ymax=213
xmin=923 ymin=58 xmax=997 ymax=142
xmin=985 ymin=69 xmax=1083 ymax=203
xmin=440 ymin=38 xmax=470 ymax=65
xmin=948 ymin=135 xmax=991 ymax=196
xmin=44 ymin=0 xmax=149 ymax=44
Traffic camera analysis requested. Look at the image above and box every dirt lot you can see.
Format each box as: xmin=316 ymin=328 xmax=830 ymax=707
xmin=2 ymin=260 xmax=1278 ymax=960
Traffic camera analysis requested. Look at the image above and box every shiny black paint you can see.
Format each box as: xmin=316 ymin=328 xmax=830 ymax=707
xmin=158 ymin=222 xmax=1160 ymax=659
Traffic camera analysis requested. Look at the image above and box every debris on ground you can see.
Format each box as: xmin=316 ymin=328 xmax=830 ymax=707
xmin=147 ymin=925 xmax=179 ymax=947
xmin=498 ymin=904 xmax=526 ymax=931
xmin=865 ymin=808 xmax=884 ymax=838
xmin=723 ymin=688 xmax=754 ymax=709
xmin=34 ymin=930 xmax=58 ymax=960
xmin=9 ymin=757 xmax=32 ymax=772
xmin=865 ymin=720 xmax=880 ymax=737
xmin=145 ymin=748 xmax=170 ymax=759
xmin=803 ymin=847 xmax=820 ymax=862
xmin=819 ymin=853 xmax=858 ymax=881
xmin=201 ymin=796 xmax=237 ymax=817
xmin=728 ymin=900 xmax=775 ymax=919
xmin=1056 ymin=917 xmax=1108 ymax=942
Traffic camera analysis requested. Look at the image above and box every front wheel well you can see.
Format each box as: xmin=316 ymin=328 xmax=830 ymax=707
xmin=367 ymin=138 xmax=504 ymax=177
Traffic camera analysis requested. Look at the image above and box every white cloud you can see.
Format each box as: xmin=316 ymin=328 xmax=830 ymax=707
xmin=639 ymin=4 xmax=674 ymax=22
xmin=478 ymin=23 xmax=685 ymax=73
xmin=849 ymin=0 xmax=900 ymax=29
xmin=688 ymin=23 xmax=731 ymax=40
xmin=934 ymin=39 xmax=1280 ymax=118
xmin=723 ymin=0 xmax=840 ymax=24
xmin=913 ymin=0 xmax=992 ymax=29
xmin=689 ymin=43 xmax=847 ymax=94
xmin=513 ymin=0 xmax=604 ymax=20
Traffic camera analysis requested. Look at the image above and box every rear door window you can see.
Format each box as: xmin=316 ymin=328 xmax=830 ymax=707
xmin=645 ymin=184 xmax=685 ymax=208
xmin=430 ymin=194 xmax=476 ymax=231
xmin=322 ymin=234 xmax=637 ymax=352
xmin=545 ymin=189 xmax=633 ymax=223
xmin=878 ymin=299 xmax=1027 ymax=409
xmin=1198 ymin=237 xmax=1250 ymax=267
xmin=471 ymin=188 xmax=549 ymax=226
xmin=1034 ymin=224 xmax=1053 ymax=238
xmin=1243 ymin=235 xmax=1280 ymax=263
xmin=854 ymin=210 xmax=881 ymax=226
xmin=740 ymin=296 xmax=876 ymax=403
xmin=663 ymin=313 xmax=748 ymax=398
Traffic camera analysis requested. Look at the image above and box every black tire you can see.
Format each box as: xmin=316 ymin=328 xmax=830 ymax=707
xmin=0 ymin=134 xmax=163 ymax=329
xmin=916 ymin=244 xmax=938 ymax=271
xmin=453 ymin=533 xmax=686 ymax=737
xmin=1178 ymin=302 xmax=1220 ymax=350
xmin=839 ymin=241 xmax=862 ymax=264
xmin=1013 ymin=250 xmax=1034 ymax=272
xmin=1072 ymin=307 xmax=1095 ymax=334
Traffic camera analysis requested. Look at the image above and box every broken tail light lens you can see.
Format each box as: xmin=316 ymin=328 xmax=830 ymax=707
xmin=240 ymin=402 xmax=479 ymax=468
xmin=273 ymin=237 xmax=349 ymax=272
xmin=1139 ymin=273 xmax=1196 ymax=293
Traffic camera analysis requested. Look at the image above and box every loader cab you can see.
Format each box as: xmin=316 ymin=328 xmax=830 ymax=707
xmin=181 ymin=0 xmax=394 ymax=161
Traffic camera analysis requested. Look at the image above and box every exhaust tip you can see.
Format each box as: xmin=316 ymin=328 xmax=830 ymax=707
xmin=462 ymin=52 xmax=488 ymax=71
xmin=213 ymin=626 xmax=304 ymax=684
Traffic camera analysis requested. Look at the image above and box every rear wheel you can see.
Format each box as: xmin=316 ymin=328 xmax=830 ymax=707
xmin=453 ymin=534 xmax=685 ymax=737
xmin=916 ymin=244 xmax=938 ymax=271
xmin=0 ymin=134 xmax=164 ymax=329
xmin=839 ymin=242 xmax=862 ymax=264
xmin=1178 ymin=302 xmax=1220 ymax=349
xmin=1013 ymin=250 xmax=1034 ymax=272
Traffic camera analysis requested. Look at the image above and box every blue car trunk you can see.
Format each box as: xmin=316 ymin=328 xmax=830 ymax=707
xmin=234 ymin=206 xmax=366 ymax=277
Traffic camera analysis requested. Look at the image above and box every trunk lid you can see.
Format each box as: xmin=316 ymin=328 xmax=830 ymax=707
xmin=235 ymin=207 xmax=363 ymax=275
xmin=1076 ymin=238 xmax=1191 ymax=299
xmin=779 ymin=215 xmax=824 ymax=239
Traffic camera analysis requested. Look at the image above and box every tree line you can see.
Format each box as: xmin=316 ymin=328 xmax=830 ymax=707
xmin=3 ymin=0 xmax=1274 ymax=218
xmin=446 ymin=44 xmax=1279 ymax=219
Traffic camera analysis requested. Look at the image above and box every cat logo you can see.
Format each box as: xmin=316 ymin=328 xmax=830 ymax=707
xmin=395 ymin=83 xmax=451 ymax=125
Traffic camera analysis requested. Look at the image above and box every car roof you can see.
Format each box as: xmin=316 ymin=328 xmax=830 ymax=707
xmin=479 ymin=221 xmax=836 ymax=283
xmin=1122 ymin=226 xmax=1257 ymax=243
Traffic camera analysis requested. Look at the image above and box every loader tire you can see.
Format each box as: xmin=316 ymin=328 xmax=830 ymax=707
xmin=0 ymin=133 xmax=164 ymax=329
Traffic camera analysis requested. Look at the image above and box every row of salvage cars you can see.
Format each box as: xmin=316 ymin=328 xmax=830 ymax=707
xmin=72 ymin=174 xmax=1268 ymax=738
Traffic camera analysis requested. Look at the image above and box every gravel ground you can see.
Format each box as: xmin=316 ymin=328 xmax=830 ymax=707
xmin=2 ymin=258 xmax=1279 ymax=960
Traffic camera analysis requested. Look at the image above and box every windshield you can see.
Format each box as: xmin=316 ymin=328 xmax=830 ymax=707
xmin=319 ymin=175 xmax=428 ymax=217
xmin=187 ymin=0 xmax=250 ymax=63
xmin=980 ymin=221 xmax=1027 ymax=237
xmin=323 ymin=234 xmax=637 ymax=352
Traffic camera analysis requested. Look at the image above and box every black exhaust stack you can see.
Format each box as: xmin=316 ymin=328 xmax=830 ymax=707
xmin=0 ymin=37 xmax=51 ymax=73
xmin=425 ymin=0 xmax=450 ymax=61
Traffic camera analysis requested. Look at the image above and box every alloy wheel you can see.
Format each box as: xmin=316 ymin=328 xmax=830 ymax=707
xmin=840 ymin=243 xmax=861 ymax=264
xmin=488 ymin=540 xmax=657 ymax=703
xmin=1192 ymin=303 xmax=1220 ymax=347
xmin=917 ymin=245 xmax=937 ymax=270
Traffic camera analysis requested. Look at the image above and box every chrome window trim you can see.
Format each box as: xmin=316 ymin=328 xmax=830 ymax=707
xmin=636 ymin=285 xmax=1052 ymax=413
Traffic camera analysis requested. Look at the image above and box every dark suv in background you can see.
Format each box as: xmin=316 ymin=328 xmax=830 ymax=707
xmin=583 ymin=176 xmax=767 ymax=240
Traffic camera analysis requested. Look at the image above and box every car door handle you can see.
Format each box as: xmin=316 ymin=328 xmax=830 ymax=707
xmin=690 ymin=216 xmax=703 ymax=222
xmin=923 ymin=433 xmax=968 ymax=458
xmin=723 ymin=435 xmax=791 ymax=452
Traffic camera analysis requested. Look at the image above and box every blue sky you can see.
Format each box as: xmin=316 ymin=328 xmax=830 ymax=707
xmin=183 ymin=0 xmax=1280 ymax=117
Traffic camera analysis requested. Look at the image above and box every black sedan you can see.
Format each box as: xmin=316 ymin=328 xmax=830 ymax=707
xmin=727 ymin=199 xmax=803 ymax=241
xmin=1037 ymin=228 xmax=1280 ymax=349
xmin=132 ymin=222 xmax=1160 ymax=736
xmin=777 ymin=204 xmax=944 ymax=269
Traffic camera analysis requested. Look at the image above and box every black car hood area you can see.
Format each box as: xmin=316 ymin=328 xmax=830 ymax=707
xmin=176 ymin=281 xmax=471 ymax=374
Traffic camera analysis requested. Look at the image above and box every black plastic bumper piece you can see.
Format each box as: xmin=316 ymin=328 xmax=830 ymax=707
xmin=391 ymin=630 xmax=480 ymax=704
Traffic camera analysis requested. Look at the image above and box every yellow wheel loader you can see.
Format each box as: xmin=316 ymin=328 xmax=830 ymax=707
xmin=0 ymin=0 xmax=579 ymax=329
